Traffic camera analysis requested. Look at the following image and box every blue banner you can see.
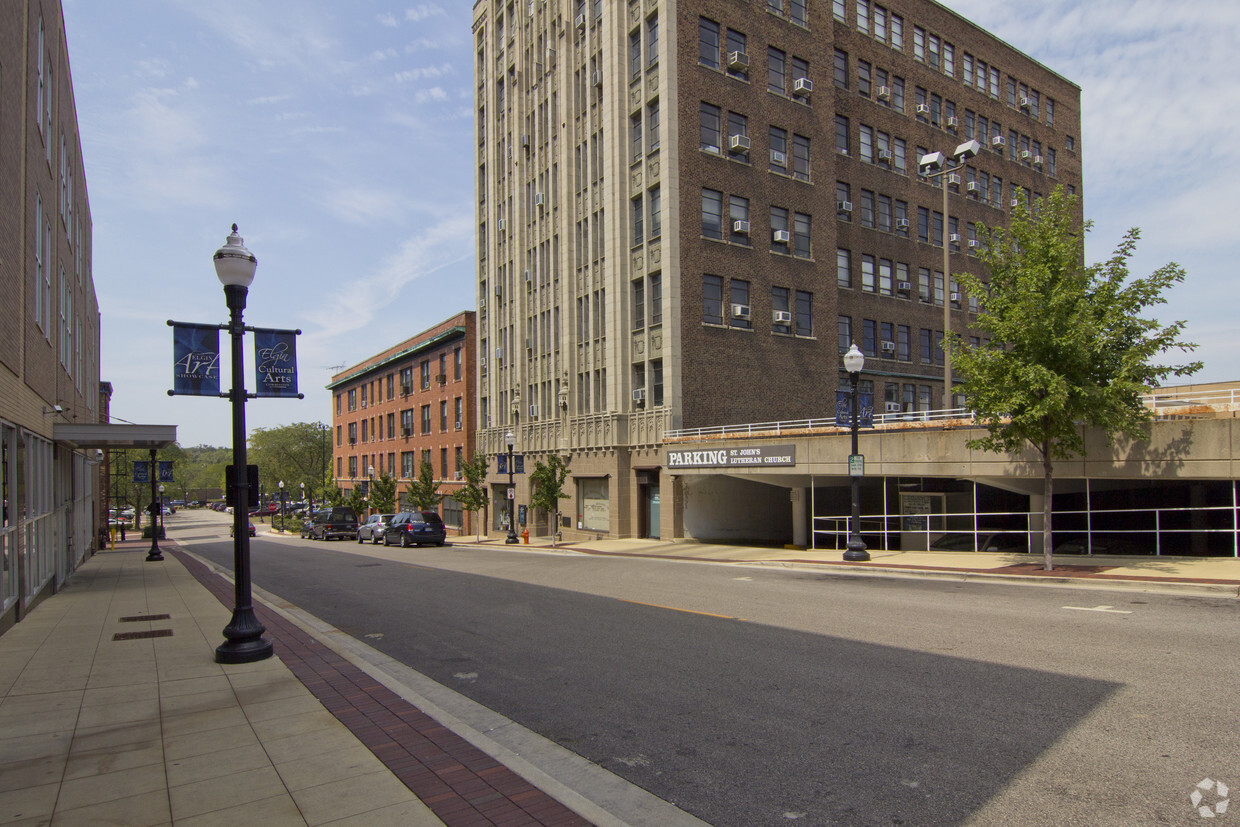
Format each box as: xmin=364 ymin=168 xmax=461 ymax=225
xmin=158 ymin=461 xmax=174 ymax=483
xmin=172 ymin=323 xmax=220 ymax=396
xmin=254 ymin=329 xmax=299 ymax=398
xmin=835 ymin=391 xmax=874 ymax=428
xmin=133 ymin=461 xmax=150 ymax=483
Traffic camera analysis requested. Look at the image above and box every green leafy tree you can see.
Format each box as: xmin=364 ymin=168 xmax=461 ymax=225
xmin=345 ymin=485 xmax=366 ymax=515
xmin=454 ymin=452 xmax=490 ymax=541
xmin=950 ymin=187 xmax=1200 ymax=570
xmin=370 ymin=471 xmax=397 ymax=513
xmin=404 ymin=460 xmax=443 ymax=511
xmin=248 ymin=421 xmax=333 ymax=503
xmin=529 ymin=454 xmax=570 ymax=547
xmin=323 ymin=484 xmax=344 ymax=507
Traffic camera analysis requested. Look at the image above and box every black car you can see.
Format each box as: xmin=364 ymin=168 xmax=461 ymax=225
xmin=304 ymin=507 xmax=358 ymax=541
xmin=230 ymin=520 xmax=257 ymax=537
xmin=382 ymin=510 xmax=447 ymax=547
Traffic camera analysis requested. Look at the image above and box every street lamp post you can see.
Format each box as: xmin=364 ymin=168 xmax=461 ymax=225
xmin=367 ymin=464 xmax=374 ymax=519
xmin=843 ymin=344 xmax=870 ymax=562
xmin=278 ymin=480 xmax=285 ymax=533
xmin=214 ymin=224 xmax=273 ymax=664
xmin=504 ymin=431 xmax=518 ymax=544
xmin=146 ymin=448 xmax=163 ymax=561
xmin=157 ymin=483 xmax=166 ymax=545
xmin=918 ymin=139 xmax=981 ymax=408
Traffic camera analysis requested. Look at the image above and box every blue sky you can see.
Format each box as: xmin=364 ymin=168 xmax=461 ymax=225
xmin=63 ymin=1 xmax=1240 ymax=447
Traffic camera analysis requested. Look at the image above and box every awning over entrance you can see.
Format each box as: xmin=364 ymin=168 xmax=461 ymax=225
xmin=52 ymin=423 xmax=178 ymax=450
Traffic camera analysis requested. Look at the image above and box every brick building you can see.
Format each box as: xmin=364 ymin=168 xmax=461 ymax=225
xmin=1 ymin=0 xmax=106 ymax=633
xmin=471 ymin=0 xmax=1081 ymax=541
xmin=328 ymin=312 xmax=478 ymax=534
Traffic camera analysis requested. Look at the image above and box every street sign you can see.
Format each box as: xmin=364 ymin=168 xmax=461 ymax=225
xmin=849 ymin=454 xmax=865 ymax=477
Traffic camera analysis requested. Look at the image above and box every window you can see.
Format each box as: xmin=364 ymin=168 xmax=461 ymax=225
xmin=348 ymin=389 xmax=357 ymax=411
xmin=730 ymin=279 xmax=751 ymax=329
xmin=651 ymin=359 xmax=664 ymax=406
xmin=878 ymin=259 xmax=893 ymax=295
xmin=897 ymin=325 xmax=911 ymax=361
xmin=793 ymin=212 xmax=811 ymax=258
xmin=630 ymin=30 xmax=641 ymax=80
xmin=729 ymin=196 xmax=750 ymax=244
xmin=727 ymin=111 xmax=748 ymax=158
xmin=795 ymin=291 xmax=812 ymax=337
xmin=769 ymin=126 xmax=788 ymax=173
xmin=913 ymin=26 xmax=925 ymax=61
xmin=771 ymin=206 xmax=789 ymax=253
xmin=630 ymin=113 xmax=643 ymax=161
xmin=857 ymin=0 xmax=870 ymax=32
xmin=440 ymin=401 xmax=449 ymax=432
xmin=857 ymin=60 xmax=871 ymax=97
xmin=861 ymin=255 xmax=876 ymax=292
xmin=647 ymin=13 xmax=659 ymax=67
xmin=421 ymin=360 xmax=431 ymax=389
xmin=835 ymin=115 xmax=850 ymax=155
xmin=703 ymin=275 xmax=724 ymax=324
xmin=792 ymin=134 xmax=810 ymax=181
xmin=631 ymin=196 xmax=644 ymax=245
xmin=837 ymin=248 xmax=852 ymax=288
xmin=421 ymin=405 xmax=431 ymax=434
xmin=768 ymin=47 xmax=786 ymax=94
xmin=862 ymin=319 xmax=878 ymax=356
xmin=833 ymin=49 xmax=848 ymax=89
xmin=772 ymin=287 xmax=791 ymax=333
xmin=699 ymin=18 xmax=720 ymax=68
xmin=726 ymin=29 xmax=748 ymax=80
xmin=702 ymin=189 xmax=724 ymax=239
xmin=838 ymin=316 xmax=852 ymax=353
xmin=833 ymin=0 xmax=846 ymax=22
xmin=859 ymin=190 xmax=875 ymax=228
xmin=859 ymin=125 xmax=873 ymax=163
xmin=648 ymin=101 xmax=660 ymax=151
xmin=891 ymin=14 xmax=903 ymax=49
xmin=454 ymin=348 xmax=462 ymax=380
xmin=789 ymin=0 xmax=807 ymax=27
xmin=649 ymin=186 xmax=661 ymax=238
xmin=699 ymin=102 xmax=722 ymax=152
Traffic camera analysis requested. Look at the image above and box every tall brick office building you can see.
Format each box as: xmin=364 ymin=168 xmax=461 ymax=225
xmin=471 ymin=0 xmax=1080 ymax=541
xmin=328 ymin=312 xmax=477 ymax=534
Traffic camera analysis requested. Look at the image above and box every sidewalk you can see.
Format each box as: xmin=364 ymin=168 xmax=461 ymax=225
xmin=461 ymin=535 xmax=1240 ymax=596
xmin=0 ymin=540 xmax=593 ymax=826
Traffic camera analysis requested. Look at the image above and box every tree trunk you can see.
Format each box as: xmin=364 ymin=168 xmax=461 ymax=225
xmin=1042 ymin=443 xmax=1054 ymax=571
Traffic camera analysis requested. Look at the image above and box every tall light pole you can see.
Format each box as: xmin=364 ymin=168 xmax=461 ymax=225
xmin=843 ymin=344 xmax=870 ymax=562
xmin=157 ymin=483 xmax=166 ymax=546
xmin=146 ymin=447 xmax=163 ymax=561
xmin=367 ymin=464 xmax=374 ymax=519
xmin=918 ymin=139 xmax=981 ymax=408
xmin=504 ymin=430 xmax=518 ymax=544
xmin=278 ymin=480 xmax=285 ymax=533
xmin=214 ymin=224 xmax=273 ymax=664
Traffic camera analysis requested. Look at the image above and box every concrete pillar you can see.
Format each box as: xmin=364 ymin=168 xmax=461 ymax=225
xmin=791 ymin=487 xmax=807 ymax=548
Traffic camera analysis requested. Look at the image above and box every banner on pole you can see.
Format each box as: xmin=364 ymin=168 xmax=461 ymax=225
xmin=254 ymin=329 xmax=299 ymax=398
xmin=158 ymin=461 xmax=174 ymax=483
xmin=171 ymin=323 xmax=221 ymax=396
xmin=835 ymin=391 xmax=874 ymax=428
xmin=133 ymin=461 xmax=150 ymax=483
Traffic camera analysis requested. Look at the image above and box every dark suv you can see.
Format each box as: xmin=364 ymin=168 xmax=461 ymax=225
xmin=305 ymin=507 xmax=358 ymax=541
xmin=382 ymin=510 xmax=447 ymax=547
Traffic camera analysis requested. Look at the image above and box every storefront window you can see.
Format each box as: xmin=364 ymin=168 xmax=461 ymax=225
xmin=577 ymin=478 xmax=610 ymax=532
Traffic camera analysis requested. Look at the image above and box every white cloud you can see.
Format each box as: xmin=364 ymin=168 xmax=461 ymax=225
xmin=377 ymin=12 xmax=398 ymax=28
xmin=393 ymin=63 xmax=453 ymax=82
xmin=414 ymin=87 xmax=450 ymax=103
xmin=404 ymin=4 xmax=447 ymax=23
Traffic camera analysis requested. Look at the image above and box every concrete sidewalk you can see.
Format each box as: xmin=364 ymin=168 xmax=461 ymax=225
xmin=0 ymin=542 xmax=598 ymax=826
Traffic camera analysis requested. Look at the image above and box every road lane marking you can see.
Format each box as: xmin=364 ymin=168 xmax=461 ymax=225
xmin=1062 ymin=605 xmax=1132 ymax=614
xmin=618 ymin=599 xmax=742 ymax=620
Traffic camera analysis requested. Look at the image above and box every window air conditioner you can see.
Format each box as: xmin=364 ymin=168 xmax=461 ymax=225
xmin=575 ymin=13 xmax=585 ymax=32
xmin=950 ymin=291 xmax=961 ymax=304
xmin=773 ymin=229 xmax=791 ymax=243
xmin=729 ymin=134 xmax=751 ymax=153
xmin=949 ymin=233 xmax=961 ymax=243
xmin=1011 ymin=197 xmax=1022 ymax=207
xmin=792 ymin=77 xmax=813 ymax=96
xmin=401 ymin=383 xmax=412 ymax=395
xmin=1032 ymin=154 xmax=1044 ymax=166
xmin=728 ymin=51 xmax=749 ymax=71
xmin=732 ymin=220 xmax=750 ymax=235
xmin=593 ymin=69 xmax=602 ymax=87
xmin=886 ymin=401 xmax=903 ymax=413
xmin=1019 ymin=94 xmax=1030 ymax=109
xmin=991 ymin=135 xmax=1006 ymax=147
xmin=773 ymin=310 xmax=793 ymax=324
xmin=529 ymin=404 xmax=539 ymax=418
xmin=896 ymin=218 xmax=910 ymax=230
xmin=401 ymin=427 xmax=411 ymax=437
xmin=966 ymin=181 xmax=981 ymax=193
xmin=897 ymin=280 xmax=912 ymax=292
xmin=632 ymin=388 xmax=646 ymax=403
xmin=877 ymin=85 xmax=891 ymax=101
xmin=769 ymin=149 xmax=787 ymax=166
xmin=524 ymin=268 xmax=532 ymax=282
xmin=1020 ymin=150 xmax=1033 ymax=161
xmin=454 ymin=471 xmax=462 ymax=480
xmin=946 ymin=116 xmax=959 ymax=129
xmin=498 ymin=217 xmax=507 ymax=230
xmin=525 ymin=336 xmax=533 ymax=349
xmin=535 ymin=191 xmax=545 ymax=206
xmin=731 ymin=303 xmax=751 ymax=320
xmin=946 ymin=173 xmax=962 ymax=186
xmin=521 ymin=133 xmax=530 ymax=147
xmin=881 ymin=341 xmax=896 ymax=353
xmin=916 ymin=103 xmax=931 ymax=115
xmin=837 ymin=200 xmax=853 ymax=214
xmin=968 ymin=239 xmax=980 ymax=249
xmin=877 ymin=149 xmax=892 ymax=163
xmin=495 ymin=346 xmax=504 ymax=360
xmin=479 ymin=355 xmax=487 ymax=368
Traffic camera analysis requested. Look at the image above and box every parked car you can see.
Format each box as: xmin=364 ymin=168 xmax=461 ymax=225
xmin=230 ymin=520 xmax=257 ymax=537
xmin=930 ymin=532 xmax=1028 ymax=553
xmin=305 ymin=507 xmax=358 ymax=541
xmin=357 ymin=513 xmax=395 ymax=544
xmin=1053 ymin=535 xmax=1143 ymax=556
xmin=382 ymin=511 xmax=447 ymax=547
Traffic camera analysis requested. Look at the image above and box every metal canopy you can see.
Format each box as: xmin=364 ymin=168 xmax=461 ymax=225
xmin=52 ymin=423 xmax=178 ymax=450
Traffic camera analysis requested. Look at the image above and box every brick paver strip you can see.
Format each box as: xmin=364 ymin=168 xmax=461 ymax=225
xmin=173 ymin=549 xmax=591 ymax=827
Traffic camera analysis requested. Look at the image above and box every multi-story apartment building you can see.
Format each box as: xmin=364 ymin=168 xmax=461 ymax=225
xmin=1 ymin=0 xmax=106 ymax=632
xmin=328 ymin=312 xmax=478 ymax=534
xmin=472 ymin=0 xmax=1081 ymax=541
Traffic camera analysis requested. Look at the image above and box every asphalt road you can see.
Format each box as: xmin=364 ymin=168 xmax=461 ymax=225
xmin=177 ymin=511 xmax=1240 ymax=826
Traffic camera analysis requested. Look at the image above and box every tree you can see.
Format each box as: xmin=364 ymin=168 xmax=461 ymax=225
xmin=529 ymin=454 xmax=570 ymax=547
xmin=248 ymin=421 xmax=333 ymax=502
xmin=345 ymin=485 xmax=366 ymax=515
xmin=370 ymin=470 xmax=397 ymax=513
xmin=454 ymin=452 xmax=490 ymax=541
xmin=404 ymin=460 xmax=443 ymax=511
xmin=950 ymin=186 xmax=1200 ymax=570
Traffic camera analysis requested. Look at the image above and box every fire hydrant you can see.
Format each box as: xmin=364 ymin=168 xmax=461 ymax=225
xmin=521 ymin=529 xmax=529 ymax=544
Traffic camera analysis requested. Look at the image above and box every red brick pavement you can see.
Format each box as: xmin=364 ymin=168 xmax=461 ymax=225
xmin=173 ymin=549 xmax=592 ymax=827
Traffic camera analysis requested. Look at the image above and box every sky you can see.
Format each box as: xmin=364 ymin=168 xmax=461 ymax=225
xmin=62 ymin=1 xmax=1240 ymax=448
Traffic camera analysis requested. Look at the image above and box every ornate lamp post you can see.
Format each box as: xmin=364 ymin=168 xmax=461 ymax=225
xmin=366 ymin=464 xmax=374 ymax=519
xmin=278 ymin=480 xmax=285 ymax=533
xmin=145 ymin=448 xmax=163 ymax=561
xmin=843 ymin=344 xmax=870 ymax=562
xmin=505 ymin=430 xmax=518 ymax=544
xmin=214 ymin=224 xmax=273 ymax=664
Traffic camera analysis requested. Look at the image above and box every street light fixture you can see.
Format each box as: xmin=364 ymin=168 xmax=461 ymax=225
xmin=504 ymin=431 xmax=518 ymax=544
xmin=278 ymin=480 xmax=285 ymax=533
xmin=843 ymin=344 xmax=870 ymax=562
xmin=146 ymin=448 xmax=163 ymax=562
xmin=918 ymin=139 xmax=981 ymax=408
xmin=214 ymin=224 xmax=273 ymax=664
